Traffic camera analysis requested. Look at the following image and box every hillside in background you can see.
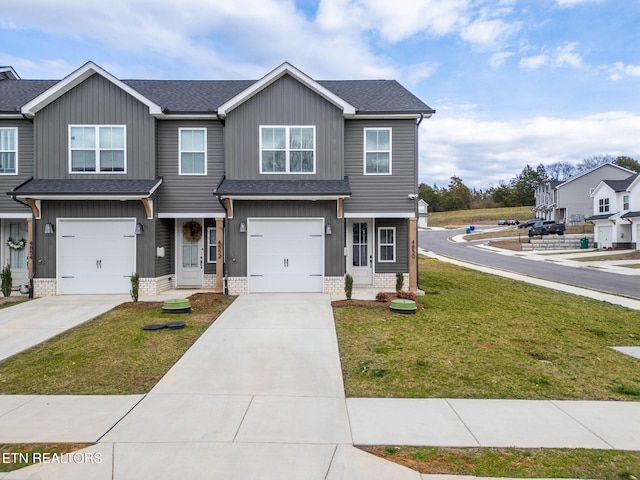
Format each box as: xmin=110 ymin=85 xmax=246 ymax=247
xmin=427 ymin=206 xmax=536 ymax=227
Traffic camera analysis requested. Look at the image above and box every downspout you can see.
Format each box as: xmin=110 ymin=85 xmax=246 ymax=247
xmin=414 ymin=114 xmax=424 ymax=291
xmin=8 ymin=177 xmax=36 ymax=297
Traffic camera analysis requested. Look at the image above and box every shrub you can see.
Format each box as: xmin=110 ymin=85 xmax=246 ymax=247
xmin=375 ymin=291 xmax=390 ymax=302
xmin=1 ymin=264 xmax=12 ymax=298
xmin=130 ymin=272 xmax=140 ymax=302
xmin=395 ymin=272 xmax=404 ymax=291
xmin=396 ymin=290 xmax=417 ymax=302
xmin=345 ymin=274 xmax=353 ymax=300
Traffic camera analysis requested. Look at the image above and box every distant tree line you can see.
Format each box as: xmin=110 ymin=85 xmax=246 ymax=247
xmin=420 ymin=154 xmax=640 ymax=212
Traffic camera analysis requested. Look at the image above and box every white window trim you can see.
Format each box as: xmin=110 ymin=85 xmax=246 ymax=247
xmin=364 ymin=127 xmax=392 ymax=176
xmin=377 ymin=226 xmax=396 ymax=263
xmin=179 ymin=127 xmax=207 ymax=176
xmin=623 ymin=195 xmax=630 ymax=211
xmin=259 ymin=125 xmax=316 ymax=174
xmin=69 ymin=125 xmax=127 ymax=174
xmin=599 ymin=198 xmax=610 ymax=213
xmin=207 ymin=227 xmax=216 ymax=263
xmin=0 ymin=127 xmax=18 ymax=175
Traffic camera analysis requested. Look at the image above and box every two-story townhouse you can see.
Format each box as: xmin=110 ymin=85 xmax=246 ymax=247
xmin=552 ymin=163 xmax=635 ymax=224
xmin=587 ymin=173 xmax=639 ymax=249
xmin=0 ymin=62 xmax=434 ymax=296
xmin=533 ymin=180 xmax=560 ymax=220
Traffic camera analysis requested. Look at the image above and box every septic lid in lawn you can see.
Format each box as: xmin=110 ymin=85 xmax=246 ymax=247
xmin=390 ymin=299 xmax=417 ymax=314
xmin=162 ymin=298 xmax=191 ymax=314
xmin=165 ymin=321 xmax=186 ymax=329
xmin=143 ymin=324 xmax=167 ymax=330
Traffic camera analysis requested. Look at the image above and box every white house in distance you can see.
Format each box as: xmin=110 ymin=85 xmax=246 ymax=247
xmin=587 ymin=173 xmax=639 ymax=249
xmin=418 ymin=199 xmax=428 ymax=227
xmin=535 ymin=163 xmax=635 ymax=224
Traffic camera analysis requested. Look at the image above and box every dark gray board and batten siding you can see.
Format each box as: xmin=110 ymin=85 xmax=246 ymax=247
xmin=224 ymin=75 xmax=345 ymax=181
xmin=374 ymin=218 xmax=408 ymax=273
xmin=33 ymin=74 xmax=156 ymax=180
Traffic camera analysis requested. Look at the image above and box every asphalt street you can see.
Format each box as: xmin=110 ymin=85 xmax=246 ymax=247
xmin=419 ymin=228 xmax=640 ymax=300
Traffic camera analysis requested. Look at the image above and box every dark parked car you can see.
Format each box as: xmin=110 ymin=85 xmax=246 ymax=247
xmin=498 ymin=219 xmax=507 ymax=226
xmin=528 ymin=220 xmax=565 ymax=237
xmin=518 ymin=218 xmax=542 ymax=229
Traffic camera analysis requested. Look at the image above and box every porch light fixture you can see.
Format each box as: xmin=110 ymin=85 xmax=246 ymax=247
xmin=239 ymin=221 xmax=247 ymax=233
xmin=134 ymin=223 xmax=144 ymax=235
xmin=44 ymin=222 xmax=54 ymax=235
xmin=325 ymin=223 xmax=332 ymax=235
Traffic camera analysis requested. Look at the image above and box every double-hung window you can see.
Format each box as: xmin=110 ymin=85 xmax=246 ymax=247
xmin=260 ymin=126 xmax=315 ymax=174
xmin=623 ymin=195 xmax=630 ymax=210
xmin=70 ymin=125 xmax=125 ymax=173
xmin=599 ymin=198 xmax=610 ymax=213
xmin=364 ymin=128 xmax=392 ymax=175
xmin=0 ymin=128 xmax=17 ymax=175
xmin=378 ymin=227 xmax=396 ymax=262
xmin=180 ymin=128 xmax=207 ymax=175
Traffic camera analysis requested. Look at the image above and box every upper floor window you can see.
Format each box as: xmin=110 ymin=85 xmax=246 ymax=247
xmin=180 ymin=128 xmax=207 ymax=175
xmin=70 ymin=125 xmax=125 ymax=173
xmin=364 ymin=128 xmax=392 ymax=175
xmin=0 ymin=128 xmax=17 ymax=175
xmin=260 ymin=126 xmax=315 ymax=174
xmin=623 ymin=195 xmax=630 ymax=210
xmin=599 ymin=198 xmax=610 ymax=213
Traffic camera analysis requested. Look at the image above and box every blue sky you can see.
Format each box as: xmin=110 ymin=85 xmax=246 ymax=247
xmin=2 ymin=0 xmax=639 ymax=189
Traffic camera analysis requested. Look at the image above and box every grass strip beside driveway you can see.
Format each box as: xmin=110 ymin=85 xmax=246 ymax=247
xmin=0 ymin=293 xmax=234 ymax=395
xmin=334 ymin=257 xmax=640 ymax=400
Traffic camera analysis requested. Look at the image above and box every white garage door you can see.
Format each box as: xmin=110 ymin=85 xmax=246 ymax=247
xmin=597 ymin=225 xmax=613 ymax=249
xmin=58 ymin=219 xmax=136 ymax=294
xmin=248 ymin=218 xmax=324 ymax=293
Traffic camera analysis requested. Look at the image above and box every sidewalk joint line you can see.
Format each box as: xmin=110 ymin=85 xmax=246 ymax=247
xmin=549 ymin=400 xmax=616 ymax=449
xmin=323 ymin=444 xmax=339 ymax=480
xmin=445 ymin=399 xmax=481 ymax=447
xmin=232 ymin=395 xmax=254 ymax=442
xmin=96 ymin=394 xmax=148 ymax=443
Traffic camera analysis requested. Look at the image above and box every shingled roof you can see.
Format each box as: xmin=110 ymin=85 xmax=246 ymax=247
xmin=602 ymin=174 xmax=638 ymax=192
xmin=215 ymin=178 xmax=351 ymax=197
xmin=1 ymin=68 xmax=433 ymax=115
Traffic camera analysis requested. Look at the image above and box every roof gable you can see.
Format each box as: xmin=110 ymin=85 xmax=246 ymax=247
xmin=21 ymin=62 xmax=162 ymax=118
xmin=217 ymin=62 xmax=356 ymax=118
xmin=590 ymin=180 xmax=615 ymax=198
xmin=557 ymin=162 xmax=636 ymax=189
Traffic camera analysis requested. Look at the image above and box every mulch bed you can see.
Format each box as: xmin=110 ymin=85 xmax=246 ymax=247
xmin=331 ymin=292 xmax=425 ymax=309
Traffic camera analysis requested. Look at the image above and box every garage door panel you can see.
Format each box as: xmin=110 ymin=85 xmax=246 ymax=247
xmin=248 ymin=219 xmax=324 ymax=293
xmin=58 ymin=219 xmax=135 ymax=295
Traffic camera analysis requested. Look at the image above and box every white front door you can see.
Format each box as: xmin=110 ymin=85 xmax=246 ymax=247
xmin=177 ymin=219 xmax=204 ymax=287
xmin=4 ymin=220 xmax=28 ymax=287
xmin=348 ymin=219 xmax=373 ymax=285
xmin=58 ymin=219 xmax=136 ymax=294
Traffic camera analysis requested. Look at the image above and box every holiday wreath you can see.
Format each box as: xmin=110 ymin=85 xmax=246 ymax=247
xmin=6 ymin=237 xmax=27 ymax=250
xmin=182 ymin=221 xmax=203 ymax=242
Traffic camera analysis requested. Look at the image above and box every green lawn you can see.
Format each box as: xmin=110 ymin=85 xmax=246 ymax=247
xmin=0 ymin=294 xmax=234 ymax=395
xmin=428 ymin=206 xmax=535 ymax=227
xmin=334 ymin=257 xmax=640 ymax=400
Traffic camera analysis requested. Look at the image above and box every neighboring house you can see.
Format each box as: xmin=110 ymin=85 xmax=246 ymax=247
xmin=533 ymin=180 xmax=560 ymax=221
xmin=535 ymin=163 xmax=636 ymax=224
xmin=417 ymin=199 xmax=428 ymax=227
xmin=0 ymin=61 xmax=434 ymax=296
xmin=587 ymin=173 xmax=639 ymax=249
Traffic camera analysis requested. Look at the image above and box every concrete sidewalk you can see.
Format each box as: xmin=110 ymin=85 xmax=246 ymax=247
xmin=1 ymin=293 xmax=639 ymax=479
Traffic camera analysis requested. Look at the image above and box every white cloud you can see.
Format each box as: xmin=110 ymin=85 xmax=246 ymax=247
xmin=419 ymin=110 xmax=640 ymax=188
xmin=606 ymin=61 xmax=640 ymax=80
xmin=489 ymin=51 xmax=514 ymax=68
xmin=520 ymin=42 xmax=584 ymax=70
xmin=553 ymin=0 xmax=604 ymax=7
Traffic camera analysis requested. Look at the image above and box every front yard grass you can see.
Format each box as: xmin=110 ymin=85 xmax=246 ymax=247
xmin=0 ymin=293 xmax=234 ymax=395
xmin=334 ymin=257 xmax=640 ymax=400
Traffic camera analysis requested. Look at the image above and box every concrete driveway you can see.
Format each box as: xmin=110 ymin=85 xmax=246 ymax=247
xmin=0 ymin=295 xmax=129 ymax=362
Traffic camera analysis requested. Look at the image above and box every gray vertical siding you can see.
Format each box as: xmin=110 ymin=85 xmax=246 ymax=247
xmin=374 ymin=218 xmax=408 ymax=273
xmin=34 ymin=74 xmax=156 ymax=179
xmin=225 ymin=75 xmax=344 ymax=180
xmin=155 ymin=218 xmax=174 ymax=277
xmin=226 ymin=200 xmax=344 ymax=277
xmin=35 ymin=200 xmax=155 ymax=278
xmin=343 ymin=119 xmax=417 ymax=213
xmin=156 ymin=120 xmax=225 ymax=214
xmin=0 ymin=119 xmax=33 ymax=214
